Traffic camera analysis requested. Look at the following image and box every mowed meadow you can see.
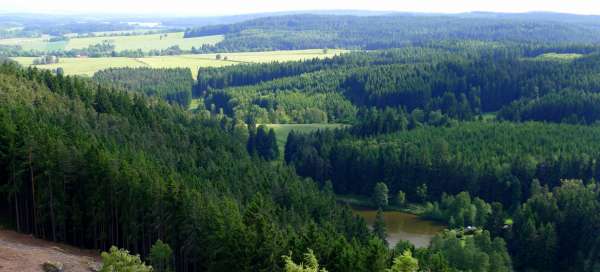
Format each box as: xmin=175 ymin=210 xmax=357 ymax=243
xmin=12 ymin=49 xmax=348 ymax=77
xmin=263 ymin=123 xmax=348 ymax=150
xmin=0 ymin=31 xmax=223 ymax=52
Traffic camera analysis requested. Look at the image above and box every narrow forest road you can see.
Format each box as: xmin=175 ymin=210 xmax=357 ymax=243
xmin=0 ymin=228 xmax=101 ymax=272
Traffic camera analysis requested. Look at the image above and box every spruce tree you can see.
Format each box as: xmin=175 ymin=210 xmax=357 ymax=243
xmin=373 ymin=208 xmax=388 ymax=246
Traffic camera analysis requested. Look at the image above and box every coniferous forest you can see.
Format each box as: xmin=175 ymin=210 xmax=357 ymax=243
xmin=3 ymin=10 xmax=600 ymax=272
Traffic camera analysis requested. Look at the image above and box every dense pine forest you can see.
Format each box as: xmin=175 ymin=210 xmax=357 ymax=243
xmin=4 ymin=10 xmax=600 ymax=272
xmin=198 ymin=42 xmax=600 ymax=124
xmin=93 ymin=67 xmax=194 ymax=107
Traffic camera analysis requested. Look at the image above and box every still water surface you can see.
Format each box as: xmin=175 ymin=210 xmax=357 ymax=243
xmin=354 ymin=209 xmax=445 ymax=248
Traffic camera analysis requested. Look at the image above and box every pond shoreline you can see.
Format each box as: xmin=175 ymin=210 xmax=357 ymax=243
xmin=336 ymin=194 xmax=426 ymax=215
xmin=337 ymin=195 xmax=446 ymax=248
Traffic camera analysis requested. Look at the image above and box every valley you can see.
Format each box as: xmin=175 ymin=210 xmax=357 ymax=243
xmin=2 ymin=8 xmax=600 ymax=272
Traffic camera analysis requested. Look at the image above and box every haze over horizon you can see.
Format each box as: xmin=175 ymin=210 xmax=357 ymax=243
xmin=3 ymin=0 xmax=600 ymax=16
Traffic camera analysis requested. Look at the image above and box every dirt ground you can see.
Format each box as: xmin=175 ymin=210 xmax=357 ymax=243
xmin=0 ymin=228 xmax=101 ymax=272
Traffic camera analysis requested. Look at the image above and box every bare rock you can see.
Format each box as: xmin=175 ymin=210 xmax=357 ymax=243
xmin=88 ymin=261 xmax=102 ymax=272
xmin=42 ymin=261 xmax=64 ymax=272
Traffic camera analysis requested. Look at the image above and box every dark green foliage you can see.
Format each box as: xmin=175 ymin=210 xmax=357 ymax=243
xmin=341 ymin=53 xmax=600 ymax=113
xmin=0 ymin=63 xmax=384 ymax=272
xmin=286 ymin=122 xmax=600 ymax=206
xmin=510 ymin=180 xmax=600 ymax=271
xmin=372 ymin=209 xmax=387 ymax=246
xmin=93 ymin=67 xmax=194 ymax=107
xmin=499 ymin=89 xmax=600 ymax=124
xmin=199 ymin=45 xmax=600 ymax=125
xmin=247 ymin=125 xmax=279 ymax=160
xmin=149 ymin=240 xmax=173 ymax=272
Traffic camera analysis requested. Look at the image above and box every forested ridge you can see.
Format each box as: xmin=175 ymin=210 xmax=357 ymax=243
xmin=0 ymin=62 xmax=376 ymax=271
xmin=196 ymin=43 xmax=600 ymax=124
xmin=185 ymin=14 xmax=600 ymax=51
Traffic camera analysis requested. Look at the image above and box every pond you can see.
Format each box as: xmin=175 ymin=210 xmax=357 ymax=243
xmin=354 ymin=209 xmax=445 ymax=248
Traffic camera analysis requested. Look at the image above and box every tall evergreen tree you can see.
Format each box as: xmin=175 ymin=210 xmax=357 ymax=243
xmin=373 ymin=208 xmax=387 ymax=246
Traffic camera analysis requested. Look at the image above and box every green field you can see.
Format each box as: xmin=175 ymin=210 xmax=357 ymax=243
xmin=534 ymin=53 xmax=584 ymax=61
xmin=0 ymin=32 xmax=222 ymax=52
xmin=13 ymin=49 xmax=348 ymax=77
xmin=0 ymin=35 xmax=64 ymax=51
xmin=64 ymin=32 xmax=223 ymax=51
xmin=263 ymin=123 xmax=348 ymax=151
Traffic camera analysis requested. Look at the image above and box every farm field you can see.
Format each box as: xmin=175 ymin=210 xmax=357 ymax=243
xmin=63 ymin=29 xmax=160 ymax=38
xmin=0 ymin=35 xmax=65 ymax=51
xmin=0 ymin=32 xmax=222 ymax=52
xmin=64 ymin=32 xmax=223 ymax=51
xmin=12 ymin=49 xmax=348 ymax=77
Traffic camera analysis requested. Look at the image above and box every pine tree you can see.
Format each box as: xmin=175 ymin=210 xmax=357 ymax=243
xmin=148 ymin=240 xmax=173 ymax=272
xmin=267 ymin=128 xmax=279 ymax=160
xmin=373 ymin=208 xmax=387 ymax=246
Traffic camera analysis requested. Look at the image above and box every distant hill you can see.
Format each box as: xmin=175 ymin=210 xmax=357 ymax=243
xmin=184 ymin=13 xmax=600 ymax=51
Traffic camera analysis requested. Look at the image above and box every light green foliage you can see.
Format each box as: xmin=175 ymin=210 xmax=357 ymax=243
xmin=423 ymin=192 xmax=492 ymax=228
xmin=396 ymin=190 xmax=406 ymax=207
xmin=283 ymin=249 xmax=328 ymax=272
xmin=373 ymin=182 xmax=389 ymax=208
xmin=100 ymin=246 xmax=152 ymax=272
xmin=387 ymin=250 xmax=419 ymax=272
xmin=429 ymin=230 xmax=511 ymax=272
xmin=148 ymin=240 xmax=173 ymax=272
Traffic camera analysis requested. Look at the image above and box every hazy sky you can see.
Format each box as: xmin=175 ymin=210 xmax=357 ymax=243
xmin=3 ymin=0 xmax=600 ymax=16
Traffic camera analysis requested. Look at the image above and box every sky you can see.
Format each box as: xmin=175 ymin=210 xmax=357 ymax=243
xmin=3 ymin=0 xmax=600 ymax=16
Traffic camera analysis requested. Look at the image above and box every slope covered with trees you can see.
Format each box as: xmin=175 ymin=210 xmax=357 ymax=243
xmin=498 ymin=89 xmax=600 ymax=124
xmin=0 ymin=62 xmax=386 ymax=271
xmin=93 ymin=67 xmax=194 ymax=107
xmin=197 ymin=44 xmax=600 ymax=124
xmin=285 ymin=122 xmax=600 ymax=206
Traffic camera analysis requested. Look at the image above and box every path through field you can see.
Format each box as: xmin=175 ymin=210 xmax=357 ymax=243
xmin=0 ymin=228 xmax=100 ymax=272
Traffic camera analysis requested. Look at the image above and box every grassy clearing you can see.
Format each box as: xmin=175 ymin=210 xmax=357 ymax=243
xmin=263 ymin=123 xmax=348 ymax=151
xmin=0 ymin=32 xmax=222 ymax=52
xmin=13 ymin=57 xmax=146 ymax=75
xmin=63 ymin=29 xmax=159 ymax=38
xmin=534 ymin=53 xmax=584 ymax=61
xmin=12 ymin=49 xmax=348 ymax=77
